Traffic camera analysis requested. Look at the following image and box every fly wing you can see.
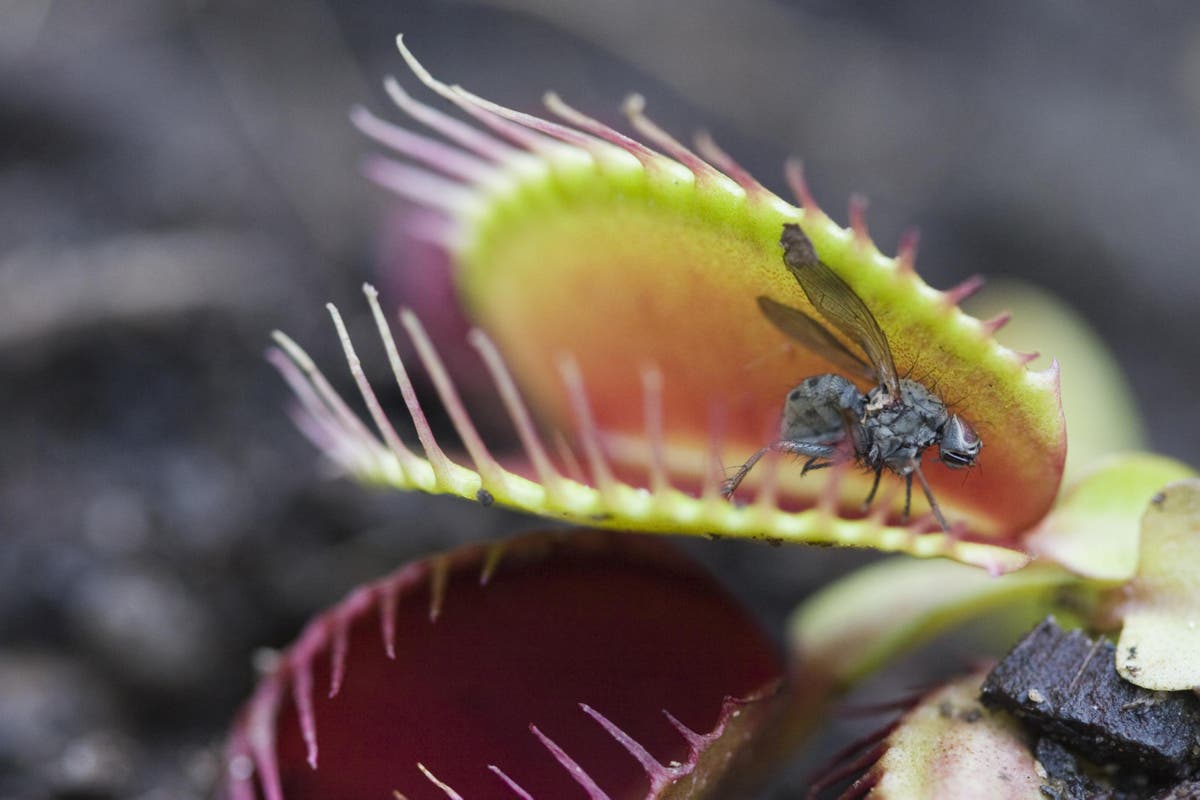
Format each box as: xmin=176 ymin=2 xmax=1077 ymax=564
xmin=756 ymin=296 xmax=875 ymax=382
xmin=779 ymin=223 xmax=900 ymax=394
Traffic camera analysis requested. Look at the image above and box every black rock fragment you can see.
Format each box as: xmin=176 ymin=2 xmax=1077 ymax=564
xmin=1034 ymin=736 xmax=1108 ymax=800
xmin=1152 ymin=779 xmax=1200 ymax=799
xmin=980 ymin=617 xmax=1200 ymax=778
xmin=1034 ymin=735 xmax=1163 ymax=799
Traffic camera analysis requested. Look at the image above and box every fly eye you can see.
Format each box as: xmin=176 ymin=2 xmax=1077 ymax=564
xmin=940 ymin=451 xmax=972 ymax=469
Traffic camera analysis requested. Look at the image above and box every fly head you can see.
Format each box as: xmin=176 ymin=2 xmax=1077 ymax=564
xmin=938 ymin=414 xmax=982 ymax=469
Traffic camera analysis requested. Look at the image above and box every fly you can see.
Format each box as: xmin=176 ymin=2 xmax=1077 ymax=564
xmin=722 ymin=223 xmax=982 ymax=532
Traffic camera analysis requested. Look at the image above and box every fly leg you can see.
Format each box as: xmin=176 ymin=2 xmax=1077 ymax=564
xmin=722 ymin=440 xmax=839 ymax=499
xmin=801 ymin=457 xmax=834 ymax=475
xmin=902 ymin=473 xmax=913 ymax=523
xmin=910 ymin=459 xmax=951 ymax=533
xmin=860 ymin=467 xmax=883 ymax=513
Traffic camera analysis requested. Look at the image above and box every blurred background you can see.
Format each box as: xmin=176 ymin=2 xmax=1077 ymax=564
xmin=3 ymin=1 xmax=1199 ymax=797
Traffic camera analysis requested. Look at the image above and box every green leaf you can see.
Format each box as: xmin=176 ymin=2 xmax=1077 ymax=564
xmin=1025 ymin=453 xmax=1195 ymax=581
xmin=1115 ymin=479 xmax=1200 ymax=690
xmin=789 ymin=558 xmax=1075 ymax=690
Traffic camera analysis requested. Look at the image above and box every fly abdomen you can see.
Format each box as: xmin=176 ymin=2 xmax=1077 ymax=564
xmin=780 ymin=374 xmax=865 ymax=443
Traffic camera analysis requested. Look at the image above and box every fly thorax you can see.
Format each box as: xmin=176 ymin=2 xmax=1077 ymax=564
xmin=861 ymin=380 xmax=950 ymax=472
xmin=864 ymin=387 xmax=894 ymax=415
xmin=898 ymin=379 xmax=949 ymax=424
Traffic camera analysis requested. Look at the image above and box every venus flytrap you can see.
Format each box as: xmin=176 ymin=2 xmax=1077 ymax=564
xmin=272 ymin=37 xmax=1070 ymax=574
xmin=224 ymin=531 xmax=786 ymax=800
xmin=228 ymin=36 xmax=1200 ymax=799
